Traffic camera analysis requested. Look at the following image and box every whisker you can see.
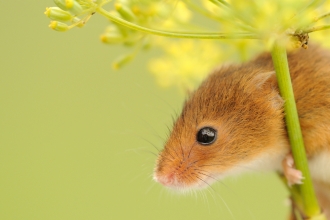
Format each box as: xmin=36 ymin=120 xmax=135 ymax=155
xmin=205 ymin=184 xmax=220 ymax=212
xmin=159 ymin=154 xmax=175 ymax=163
xmin=171 ymin=114 xmax=177 ymax=127
xmin=138 ymin=136 xmax=161 ymax=153
xmin=187 ymin=141 xmax=197 ymax=159
xmin=165 ymin=124 xmax=172 ymax=137
xmin=178 ymin=135 xmax=185 ymax=161
xmin=172 ymin=147 xmax=181 ymax=159
xmin=133 ymin=82 xmax=178 ymax=114
xmin=195 ymin=170 xmax=218 ymax=182
xmin=219 ymin=180 xmax=256 ymax=220
xmin=120 ymin=147 xmax=158 ymax=157
xmin=120 ymin=101 xmax=165 ymax=141
xmin=127 ymin=163 xmax=152 ymax=184
xmin=200 ymin=187 xmax=210 ymax=214
xmin=138 ymin=117 xmax=166 ymax=143
xmin=194 ymin=168 xmax=255 ymax=220
xmin=195 ymin=169 xmax=233 ymax=193
xmin=145 ymin=180 xmax=157 ymax=195
xmin=187 ymin=159 xmax=200 ymax=168
xmin=199 ymin=163 xmax=258 ymax=172
xmin=164 ymin=149 xmax=176 ymax=161
xmin=195 ymin=175 xmax=236 ymax=220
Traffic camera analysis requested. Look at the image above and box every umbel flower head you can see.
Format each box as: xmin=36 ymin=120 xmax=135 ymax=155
xmin=44 ymin=0 xmax=330 ymax=89
xmin=201 ymin=0 xmax=330 ymax=46
xmin=145 ymin=0 xmax=330 ymax=89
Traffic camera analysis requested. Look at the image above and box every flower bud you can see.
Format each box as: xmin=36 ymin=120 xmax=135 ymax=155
xmin=112 ymin=54 xmax=134 ymax=69
xmin=53 ymin=0 xmax=83 ymax=15
xmin=115 ymin=3 xmax=136 ymax=21
xmin=65 ymin=0 xmax=74 ymax=8
xmin=100 ymin=32 xmax=123 ymax=44
xmin=44 ymin=7 xmax=74 ymax=22
xmin=101 ymin=25 xmax=127 ymax=44
xmin=122 ymin=37 xmax=139 ymax=47
xmin=49 ymin=21 xmax=69 ymax=32
xmin=107 ymin=23 xmax=128 ymax=37
xmin=142 ymin=37 xmax=151 ymax=50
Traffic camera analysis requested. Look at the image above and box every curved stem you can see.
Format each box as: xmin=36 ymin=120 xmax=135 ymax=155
xmin=213 ymin=0 xmax=230 ymax=7
xmin=314 ymin=12 xmax=330 ymax=22
xmin=209 ymin=0 xmax=228 ymax=9
xmin=303 ymin=24 xmax=330 ymax=33
xmin=209 ymin=0 xmax=256 ymax=30
xmin=271 ymin=42 xmax=324 ymax=218
xmin=185 ymin=0 xmax=254 ymax=32
xmin=96 ymin=7 xmax=258 ymax=39
xmin=185 ymin=0 xmax=224 ymax=23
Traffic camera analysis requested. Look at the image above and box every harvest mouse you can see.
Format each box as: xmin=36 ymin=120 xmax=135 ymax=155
xmin=153 ymin=45 xmax=330 ymax=218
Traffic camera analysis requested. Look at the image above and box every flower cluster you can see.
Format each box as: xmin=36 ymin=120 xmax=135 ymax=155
xmin=44 ymin=0 xmax=330 ymax=90
xmin=99 ymin=0 xmax=193 ymax=69
xmin=45 ymin=0 xmax=108 ymax=31
xmin=148 ymin=38 xmax=264 ymax=91
xmin=202 ymin=0 xmax=330 ymax=46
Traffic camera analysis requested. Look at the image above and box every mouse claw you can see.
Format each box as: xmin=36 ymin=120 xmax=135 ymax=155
xmin=282 ymin=153 xmax=304 ymax=187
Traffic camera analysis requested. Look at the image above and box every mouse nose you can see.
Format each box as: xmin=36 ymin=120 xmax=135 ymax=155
xmin=154 ymin=172 xmax=176 ymax=187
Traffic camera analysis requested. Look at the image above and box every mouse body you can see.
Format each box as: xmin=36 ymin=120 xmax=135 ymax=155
xmin=153 ymin=45 xmax=330 ymax=218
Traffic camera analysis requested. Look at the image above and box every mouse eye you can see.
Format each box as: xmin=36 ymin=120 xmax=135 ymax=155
xmin=197 ymin=127 xmax=217 ymax=145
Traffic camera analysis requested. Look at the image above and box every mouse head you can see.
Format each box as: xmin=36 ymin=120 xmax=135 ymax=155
xmin=153 ymin=64 xmax=288 ymax=191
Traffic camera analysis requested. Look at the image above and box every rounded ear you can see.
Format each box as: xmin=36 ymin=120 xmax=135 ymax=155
xmin=252 ymin=71 xmax=276 ymax=89
xmin=253 ymin=71 xmax=284 ymax=109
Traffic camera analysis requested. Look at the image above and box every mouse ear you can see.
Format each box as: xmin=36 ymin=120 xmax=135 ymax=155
xmin=252 ymin=71 xmax=276 ymax=89
xmin=252 ymin=71 xmax=284 ymax=109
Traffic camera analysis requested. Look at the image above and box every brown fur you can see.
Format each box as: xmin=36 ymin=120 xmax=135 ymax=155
xmin=154 ymin=45 xmax=330 ymax=217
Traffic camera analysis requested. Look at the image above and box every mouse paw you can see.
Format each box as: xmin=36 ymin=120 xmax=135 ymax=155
xmin=282 ymin=153 xmax=304 ymax=187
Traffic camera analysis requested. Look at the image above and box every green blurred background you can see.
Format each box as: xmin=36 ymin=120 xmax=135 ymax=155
xmin=0 ymin=1 xmax=290 ymax=219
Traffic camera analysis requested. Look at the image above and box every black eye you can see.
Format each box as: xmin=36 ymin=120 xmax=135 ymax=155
xmin=197 ymin=127 xmax=217 ymax=145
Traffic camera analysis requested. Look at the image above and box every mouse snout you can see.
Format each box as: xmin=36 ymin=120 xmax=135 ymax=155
xmin=153 ymin=172 xmax=176 ymax=187
xmin=153 ymin=153 xmax=202 ymax=189
xmin=153 ymin=161 xmax=185 ymax=188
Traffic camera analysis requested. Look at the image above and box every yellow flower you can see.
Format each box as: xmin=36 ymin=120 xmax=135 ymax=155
xmin=45 ymin=0 xmax=330 ymax=89
xmin=148 ymin=38 xmax=262 ymax=90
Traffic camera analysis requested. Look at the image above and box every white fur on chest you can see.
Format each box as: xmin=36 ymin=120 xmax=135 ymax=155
xmin=220 ymin=148 xmax=288 ymax=178
xmin=309 ymin=151 xmax=330 ymax=184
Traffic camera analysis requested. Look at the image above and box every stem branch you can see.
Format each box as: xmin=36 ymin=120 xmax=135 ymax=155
xmin=271 ymin=42 xmax=323 ymax=218
xmin=96 ymin=7 xmax=258 ymax=39
xmin=314 ymin=11 xmax=330 ymax=22
xmin=303 ymin=24 xmax=330 ymax=33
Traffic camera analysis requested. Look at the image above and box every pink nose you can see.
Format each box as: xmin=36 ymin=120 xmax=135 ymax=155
xmin=154 ymin=172 xmax=175 ymax=187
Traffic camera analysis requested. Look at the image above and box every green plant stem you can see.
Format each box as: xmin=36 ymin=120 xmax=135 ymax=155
xmin=185 ymin=0 xmax=223 ymax=22
xmin=184 ymin=0 xmax=255 ymax=32
xmin=271 ymin=42 xmax=323 ymax=218
xmin=185 ymin=0 xmax=254 ymax=32
xmin=303 ymin=24 xmax=330 ymax=33
xmin=314 ymin=11 xmax=330 ymax=22
xmin=209 ymin=0 xmax=228 ymax=8
xmin=214 ymin=0 xmax=230 ymax=7
xmin=96 ymin=7 xmax=258 ymax=39
xmin=209 ymin=0 xmax=255 ymax=30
